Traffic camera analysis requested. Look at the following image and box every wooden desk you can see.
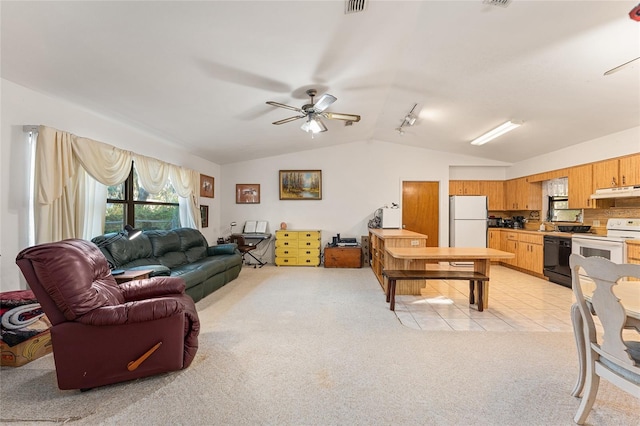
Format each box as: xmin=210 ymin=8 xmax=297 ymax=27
xmin=570 ymin=279 xmax=640 ymax=397
xmin=384 ymin=247 xmax=515 ymax=309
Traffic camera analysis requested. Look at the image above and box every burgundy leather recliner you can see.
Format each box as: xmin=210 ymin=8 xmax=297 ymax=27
xmin=15 ymin=239 xmax=200 ymax=390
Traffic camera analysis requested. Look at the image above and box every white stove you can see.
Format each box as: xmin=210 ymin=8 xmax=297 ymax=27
xmin=572 ymin=218 xmax=640 ymax=264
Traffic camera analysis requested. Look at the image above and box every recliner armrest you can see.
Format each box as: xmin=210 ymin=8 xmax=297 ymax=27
xmin=120 ymin=277 xmax=186 ymax=302
xmin=76 ymin=298 xmax=183 ymax=326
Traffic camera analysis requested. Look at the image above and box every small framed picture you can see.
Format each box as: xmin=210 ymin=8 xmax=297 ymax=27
xmin=236 ymin=184 xmax=260 ymax=204
xmin=200 ymin=174 xmax=214 ymax=198
xmin=279 ymin=170 xmax=322 ymax=200
xmin=200 ymin=205 xmax=209 ymax=228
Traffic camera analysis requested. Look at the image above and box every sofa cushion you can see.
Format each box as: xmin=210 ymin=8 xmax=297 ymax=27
xmin=175 ymin=228 xmax=208 ymax=263
xmin=92 ymin=233 xmax=154 ymax=268
xmin=146 ymin=231 xmax=188 ymax=268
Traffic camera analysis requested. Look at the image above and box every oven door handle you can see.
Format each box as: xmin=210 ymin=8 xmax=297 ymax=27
xmin=573 ymin=239 xmax=623 ymax=249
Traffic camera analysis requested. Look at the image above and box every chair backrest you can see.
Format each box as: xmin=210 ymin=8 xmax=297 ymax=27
xmin=570 ymin=254 xmax=640 ymax=368
xmin=16 ymin=239 xmax=125 ymax=325
xmin=229 ymin=234 xmax=246 ymax=246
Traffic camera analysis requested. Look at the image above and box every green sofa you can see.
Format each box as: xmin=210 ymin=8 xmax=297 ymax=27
xmin=92 ymin=228 xmax=242 ymax=302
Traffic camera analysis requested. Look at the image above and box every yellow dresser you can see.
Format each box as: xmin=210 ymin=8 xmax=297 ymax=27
xmin=275 ymin=230 xmax=321 ymax=266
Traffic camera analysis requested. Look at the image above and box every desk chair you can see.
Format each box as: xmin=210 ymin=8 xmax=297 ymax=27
xmin=230 ymin=234 xmax=265 ymax=268
xmin=570 ymin=254 xmax=640 ymax=424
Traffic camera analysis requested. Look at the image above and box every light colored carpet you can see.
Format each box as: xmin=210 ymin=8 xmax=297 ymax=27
xmin=1 ymin=266 xmax=638 ymax=425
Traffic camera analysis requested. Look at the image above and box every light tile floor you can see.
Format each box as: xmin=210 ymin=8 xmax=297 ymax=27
xmin=394 ymin=264 xmax=579 ymax=331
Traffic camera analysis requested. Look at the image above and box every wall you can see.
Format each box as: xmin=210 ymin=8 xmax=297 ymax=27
xmin=1 ymin=80 xmax=221 ymax=291
xmin=220 ymin=139 xmax=509 ymax=263
xmin=506 ymin=126 xmax=640 ymax=178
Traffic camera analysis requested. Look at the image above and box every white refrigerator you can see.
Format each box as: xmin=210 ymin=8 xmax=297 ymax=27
xmin=449 ymin=196 xmax=488 ymax=261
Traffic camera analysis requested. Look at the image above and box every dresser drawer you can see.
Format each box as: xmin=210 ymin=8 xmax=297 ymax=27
xmin=275 ymin=239 xmax=298 ymax=248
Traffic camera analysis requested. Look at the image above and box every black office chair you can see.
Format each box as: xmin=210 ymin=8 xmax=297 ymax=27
xmin=229 ymin=234 xmax=265 ymax=268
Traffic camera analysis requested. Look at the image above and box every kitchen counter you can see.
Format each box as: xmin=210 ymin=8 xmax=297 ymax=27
xmin=489 ymin=228 xmax=576 ymax=238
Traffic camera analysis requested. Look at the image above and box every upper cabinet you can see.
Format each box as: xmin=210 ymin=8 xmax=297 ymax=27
xmin=480 ymin=181 xmax=505 ymax=211
xmin=619 ymin=154 xmax=640 ymax=187
xmin=568 ymin=164 xmax=595 ymax=209
xmin=593 ymin=154 xmax=640 ymax=190
xmin=504 ymin=177 xmax=541 ymax=210
xmin=449 ymin=180 xmax=480 ymax=196
xmin=450 ymin=180 xmax=504 ymax=210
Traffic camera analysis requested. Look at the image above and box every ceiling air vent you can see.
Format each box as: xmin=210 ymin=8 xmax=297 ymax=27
xmin=345 ymin=0 xmax=367 ymax=14
xmin=483 ymin=0 xmax=512 ymax=7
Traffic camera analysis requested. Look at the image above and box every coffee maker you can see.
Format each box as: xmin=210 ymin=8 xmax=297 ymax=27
xmin=512 ymin=216 xmax=526 ymax=229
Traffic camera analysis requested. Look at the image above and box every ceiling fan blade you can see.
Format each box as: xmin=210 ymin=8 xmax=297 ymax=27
xmin=266 ymin=101 xmax=304 ymax=113
xmin=604 ymin=57 xmax=640 ymax=76
xmin=272 ymin=115 xmax=306 ymax=125
xmin=312 ymin=93 xmax=337 ymax=112
xmin=322 ymin=112 xmax=361 ymax=122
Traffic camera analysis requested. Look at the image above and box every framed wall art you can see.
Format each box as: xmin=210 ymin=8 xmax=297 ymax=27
xmin=200 ymin=174 xmax=214 ymax=198
xmin=200 ymin=205 xmax=209 ymax=228
xmin=236 ymin=184 xmax=260 ymax=204
xmin=279 ymin=170 xmax=322 ymax=200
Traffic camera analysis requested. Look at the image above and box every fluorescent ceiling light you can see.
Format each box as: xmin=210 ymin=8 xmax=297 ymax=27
xmin=470 ymin=120 xmax=522 ymax=146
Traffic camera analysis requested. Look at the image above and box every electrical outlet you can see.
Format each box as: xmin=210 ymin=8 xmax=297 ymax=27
xmin=593 ymin=220 xmax=600 ymax=227
xmin=411 ymin=240 xmax=419 ymax=246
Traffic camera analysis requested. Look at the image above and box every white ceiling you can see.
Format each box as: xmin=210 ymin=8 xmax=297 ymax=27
xmin=2 ymin=1 xmax=639 ymax=165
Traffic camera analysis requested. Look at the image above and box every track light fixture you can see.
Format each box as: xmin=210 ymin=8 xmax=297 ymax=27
xmin=396 ymin=103 xmax=419 ymax=135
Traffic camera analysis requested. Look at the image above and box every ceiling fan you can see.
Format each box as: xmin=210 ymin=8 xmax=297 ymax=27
xmin=604 ymin=3 xmax=640 ymax=76
xmin=266 ymin=89 xmax=361 ymax=134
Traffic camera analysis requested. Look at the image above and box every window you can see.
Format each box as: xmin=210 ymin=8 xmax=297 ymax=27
xmin=105 ymin=163 xmax=180 ymax=232
xmin=547 ymin=196 xmax=582 ymax=222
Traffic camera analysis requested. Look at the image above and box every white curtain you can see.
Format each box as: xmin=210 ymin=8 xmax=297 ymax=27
xmin=34 ymin=125 xmax=201 ymax=243
xmin=170 ymin=166 xmax=201 ymax=229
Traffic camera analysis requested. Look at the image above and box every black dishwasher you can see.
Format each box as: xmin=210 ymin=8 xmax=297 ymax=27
xmin=543 ymin=236 xmax=572 ymax=288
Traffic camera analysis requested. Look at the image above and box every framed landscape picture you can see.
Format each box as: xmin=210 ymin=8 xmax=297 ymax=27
xmin=200 ymin=174 xmax=214 ymax=198
xmin=279 ymin=170 xmax=322 ymax=200
xmin=236 ymin=184 xmax=260 ymax=204
xmin=200 ymin=205 xmax=209 ymax=228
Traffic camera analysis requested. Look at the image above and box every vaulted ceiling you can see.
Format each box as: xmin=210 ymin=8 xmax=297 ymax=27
xmin=2 ymin=1 xmax=639 ymax=164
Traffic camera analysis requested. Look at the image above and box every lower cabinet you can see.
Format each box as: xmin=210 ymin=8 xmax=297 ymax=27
xmin=275 ymin=230 xmax=321 ymax=266
xmin=516 ymin=234 xmax=543 ymax=275
xmin=627 ymin=241 xmax=640 ymax=281
xmin=496 ymin=230 xmax=543 ymax=276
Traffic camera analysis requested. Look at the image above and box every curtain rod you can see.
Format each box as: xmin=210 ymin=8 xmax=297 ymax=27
xmin=23 ymin=125 xmax=39 ymax=133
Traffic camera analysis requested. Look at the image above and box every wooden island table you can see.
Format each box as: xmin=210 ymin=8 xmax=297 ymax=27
xmin=384 ymin=246 xmax=515 ymax=311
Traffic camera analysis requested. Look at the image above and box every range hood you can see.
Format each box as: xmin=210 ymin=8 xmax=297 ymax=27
xmin=590 ymin=185 xmax=640 ymax=199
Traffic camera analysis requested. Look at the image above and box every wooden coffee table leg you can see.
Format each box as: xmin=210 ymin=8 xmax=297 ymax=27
xmin=477 ymin=281 xmax=484 ymax=312
xmin=469 ymin=280 xmax=475 ymax=305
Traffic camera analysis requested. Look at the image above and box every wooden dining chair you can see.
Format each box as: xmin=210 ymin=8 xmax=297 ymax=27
xmin=569 ymin=254 xmax=640 ymax=425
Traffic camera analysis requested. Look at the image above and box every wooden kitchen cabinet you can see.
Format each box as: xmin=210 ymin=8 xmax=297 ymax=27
xmin=480 ymin=181 xmax=505 ymax=210
xmin=619 ymin=154 xmax=640 ymax=186
xmin=449 ymin=180 xmax=480 ymax=196
xmin=517 ymin=233 xmax=543 ymax=275
xmin=592 ymin=154 xmax=640 ymax=190
xmin=368 ymin=228 xmax=429 ymax=294
xmin=592 ymin=159 xmax=619 ymax=190
xmin=568 ymin=164 xmax=595 ymax=209
xmin=504 ymin=178 xmax=541 ymax=210
xmin=488 ymin=229 xmax=502 ymax=264
xmin=502 ymin=231 xmax=518 ymax=267
xmin=626 ymin=240 xmax=640 ymax=281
